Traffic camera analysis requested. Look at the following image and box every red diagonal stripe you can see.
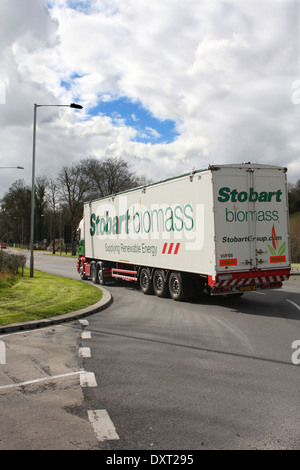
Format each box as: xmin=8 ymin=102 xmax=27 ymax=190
xmin=162 ymin=243 xmax=168 ymax=254
xmin=174 ymin=243 xmax=180 ymax=254
xmin=168 ymin=243 xmax=174 ymax=254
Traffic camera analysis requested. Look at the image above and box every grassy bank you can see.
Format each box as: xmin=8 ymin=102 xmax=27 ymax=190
xmin=0 ymin=268 xmax=102 ymax=326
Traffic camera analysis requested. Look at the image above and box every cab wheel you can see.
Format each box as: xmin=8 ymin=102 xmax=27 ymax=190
xmin=91 ymin=262 xmax=99 ymax=284
xmin=79 ymin=263 xmax=87 ymax=280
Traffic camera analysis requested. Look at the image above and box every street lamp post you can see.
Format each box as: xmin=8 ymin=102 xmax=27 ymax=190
xmin=30 ymin=103 xmax=83 ymax=277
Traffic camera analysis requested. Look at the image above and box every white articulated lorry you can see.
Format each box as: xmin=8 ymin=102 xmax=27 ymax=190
xmin=76 ymin=163 xmax=290 ymax=301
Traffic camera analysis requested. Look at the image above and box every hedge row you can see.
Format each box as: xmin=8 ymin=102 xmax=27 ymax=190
xmin=0 ymin=251 xmax=26 ymax=275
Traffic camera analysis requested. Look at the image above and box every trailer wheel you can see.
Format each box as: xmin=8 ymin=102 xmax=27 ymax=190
xmin=91 ymin=262 xmax=99 ymax=284
xmin=169 ymin=271 xmax=184 ymax=301
xmin=139 ymin=268 xmax=153 ymax=295
xmin=79 ymin=263 xmax=87 ymax=280
xmin=153 ymin=269 xmax=169 ymax=297
xmin=98 ymin=263 xmax=105 ymax=285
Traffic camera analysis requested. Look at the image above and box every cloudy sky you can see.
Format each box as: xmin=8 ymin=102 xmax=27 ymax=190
xmin=0 ymin=0 xmax=300 ymax=199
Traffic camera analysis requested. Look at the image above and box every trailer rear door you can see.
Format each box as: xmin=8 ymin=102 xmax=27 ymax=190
xmin=213 ymin=165 xmax=290 ymax=274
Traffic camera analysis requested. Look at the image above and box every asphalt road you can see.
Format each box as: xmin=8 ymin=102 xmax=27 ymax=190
xmin=0 ymin=250 xmax=299 ymax=450
xmin=83 ymin=277 xmax=300 ymax=450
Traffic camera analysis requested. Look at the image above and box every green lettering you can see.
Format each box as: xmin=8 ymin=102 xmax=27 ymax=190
xmin=184 ymin=204 xmax=194 ymax=230
xmin=237 ymin=191 xmax=247 ymax=202
xmin=231 ymin=189 xmax=238 ymax=202
xmin=96 ymin=215 xmax=100 ymax=235
xmin=174 ymin=205 xmax=183 ymax=231
xmin=133 ymin=209 xmax=140 ymax=233
xmin=125 ymin=210 xmax=130 ymax=234
xmin=151 ymin=208 xmax=164 ymax=233
xmin=226 ymin=208 xmax=234 ymax=222
xmin=276 ymin=189 xmax=282 ymax=202
xmin=165 ymin=207 xmax=174 ymax=232
xmin=105 ymin=211 xmax=111 ymax=234
xmin=100 ymin=217 xmax=106 ymax=235
xmin=257 ymin=210 xmax=265 ymax=221
xmin=249 ymin=188 xmax=258 ymax=202
xmin=218 ymin=187 xmax=230 ymax=202
xmin=143 ymin=211 xmax=151 ymax=233
xmin=265 ymin=210 xmax=272 ymax=221
xmin=90 ymin=213 xmax=96 ymax=236
xmin=112 ymin=216 xmax=119 ymax=234
xmin=268 ymin=191 xmax=275 ymax=202
xmin=258 ymin=192 xmax=268 ymax=202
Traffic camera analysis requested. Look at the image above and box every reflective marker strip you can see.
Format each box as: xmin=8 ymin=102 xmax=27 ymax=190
xmin=270 ymin=255 xmax=286 ymax=263
xmin=219 ymin=258 xmax=237 ymax=266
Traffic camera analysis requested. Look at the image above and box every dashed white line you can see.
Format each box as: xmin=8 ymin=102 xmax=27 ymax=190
xmin=79 ymin=347 xmax=91 ymax=358
xmin=78 ymin=320 xmax=119 ymax=442
xmin=88 ymin=410 xmax=119 ymax=441
xmin=80 ymin=371 xmax=97 ymax=387
xmin=81 ymin=331 xmax=91 ymax=339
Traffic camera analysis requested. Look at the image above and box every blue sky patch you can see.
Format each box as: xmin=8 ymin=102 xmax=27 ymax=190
xmin=66 ymin=0 xmax=92 ymax=13
xmin=90 ymin=97 xmax=179 ymax=144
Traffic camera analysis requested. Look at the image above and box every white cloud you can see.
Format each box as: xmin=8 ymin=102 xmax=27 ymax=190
xmin=1 ymin=0 xmax=300 ymax=201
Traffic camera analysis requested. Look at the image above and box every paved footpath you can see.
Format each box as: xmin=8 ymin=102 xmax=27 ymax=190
xmin=0 ymin=287 xmax=113 ymax=450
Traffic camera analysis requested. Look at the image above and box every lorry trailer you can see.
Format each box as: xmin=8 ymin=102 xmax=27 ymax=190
xmin=76 ymin=163 xmax=290 ymax=301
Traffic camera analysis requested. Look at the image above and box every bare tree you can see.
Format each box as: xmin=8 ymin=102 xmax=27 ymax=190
xmin=81 ymin=156 xmax=147 ymax=200
xmin=58 ymin=162 xmax=90 ymax=254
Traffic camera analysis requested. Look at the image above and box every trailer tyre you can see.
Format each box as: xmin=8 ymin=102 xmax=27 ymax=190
xmin=91 ymin=262 xmax=99 ymax=284
xmin=139 ymin=268 xmax=154 ymax=295
xmin=98 ymin=263 xmax=105 ymax=285
xmin=169 ymin=272 xmax=185 ymax=301
xmin=153 ymin=269 xmax=169 ymax=298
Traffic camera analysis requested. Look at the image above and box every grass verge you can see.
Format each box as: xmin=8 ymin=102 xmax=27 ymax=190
xmin=0 ymin=268 xmax=102 ymax=326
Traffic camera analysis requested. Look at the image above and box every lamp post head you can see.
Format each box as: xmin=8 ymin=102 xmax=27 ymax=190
xmin=70 ymin=103 xmax=83 ymax=109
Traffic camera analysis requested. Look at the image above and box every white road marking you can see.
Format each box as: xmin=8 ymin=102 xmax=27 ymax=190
xmin=88 ymin=410 xmax=119 ymax=441
xmin=79 ymin=347 xmax=91 ymax=358
xmin=286 ymin=299 xmax=300 ymax=311
xmin=79 ymin=319 xmax=89 ymax=327
xmin=81 ymin=331 xmax=91 ymax=339
xmin=0 ymin=371 xmax=81 ymax=391
xmin=80 ymin=371 xmax=97 ymax=387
